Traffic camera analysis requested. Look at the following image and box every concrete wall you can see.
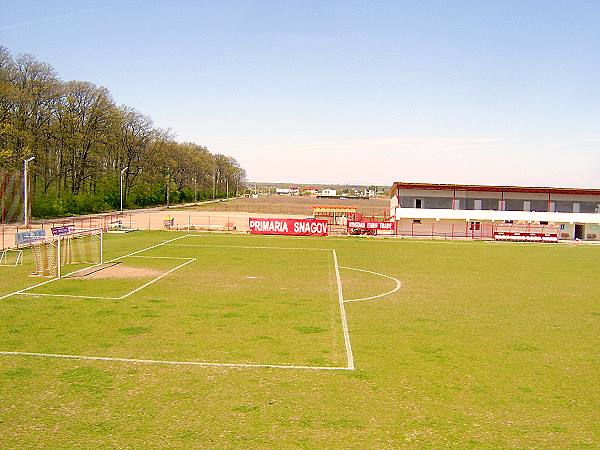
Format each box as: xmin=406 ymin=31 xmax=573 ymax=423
xmin=393 ymin=217 xmax=600 ymax=241
xmin=394 ymin=218 xmax=494 ymax=239
xmin=559 ymin=223 xmax=600 ymax=240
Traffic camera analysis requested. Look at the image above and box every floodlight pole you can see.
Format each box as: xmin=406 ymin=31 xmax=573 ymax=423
xmin=166 ymin=172 xmax=170 ymax=208
xmin=120 ymin=167 xmax=128 ymax=213
xmin=193 ymin=175 xmax=197 ymax=204
xmin=213 ymin=171 xmax=216 ymax=199
xmin=23 ymin=156 xmax=35 ymax=227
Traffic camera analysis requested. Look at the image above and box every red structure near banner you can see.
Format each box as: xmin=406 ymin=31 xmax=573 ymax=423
xmin=249 ymin=218 xmax=329 ymax=236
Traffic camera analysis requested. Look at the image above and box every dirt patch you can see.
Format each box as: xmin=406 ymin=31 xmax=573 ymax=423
xmin=68 ymin=263 xmax=163 ymax=279
xmin=188 ymin=195 xmax=390 ymax=217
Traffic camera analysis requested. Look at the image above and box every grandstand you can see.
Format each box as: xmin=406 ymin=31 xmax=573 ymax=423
xmin=390 ymin=182 xmax=600 ymax=241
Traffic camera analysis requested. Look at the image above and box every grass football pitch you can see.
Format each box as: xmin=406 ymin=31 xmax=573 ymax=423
xmin=1 ymin=231 xmax=599 ymax=447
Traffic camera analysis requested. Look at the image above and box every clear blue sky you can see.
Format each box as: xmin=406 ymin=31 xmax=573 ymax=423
xmin=2 ymin=1 xmax=599 ymax=186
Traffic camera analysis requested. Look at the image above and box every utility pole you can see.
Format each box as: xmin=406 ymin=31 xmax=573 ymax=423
xmin=193 ymin=175 xmax=197 ymax=204
xmin=213 ymin=171 xmax=216 ymax=199
xmin=166 ymin=173 xmax=170 ymax=208
xmin=120 ymin=166 xmax=128 ymax=212
xmin=23 ymin=156 xmax=35 ymax=227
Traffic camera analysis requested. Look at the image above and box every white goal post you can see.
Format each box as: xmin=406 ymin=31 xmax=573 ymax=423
xmin=0 ymin=249 xmax=23 ymax=266
xmin=30 ymin=228 xmax=104 ymax=278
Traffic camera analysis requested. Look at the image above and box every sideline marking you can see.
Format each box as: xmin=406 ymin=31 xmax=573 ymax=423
xmin=340 ymin=266 xmax=402 ymax=303
xmin=166 ymin=243 xmax=332 ymax=251
xmin=332 ymin=249 xmax=354 ymax=370
xmin=0 ymin=351 xmax=351 ymax=371
xmin=0 ymin=234 xmax=189 ymax=301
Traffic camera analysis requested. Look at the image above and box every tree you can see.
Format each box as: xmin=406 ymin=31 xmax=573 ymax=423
xmin=0 ymin=47 xmax=247 ymax=221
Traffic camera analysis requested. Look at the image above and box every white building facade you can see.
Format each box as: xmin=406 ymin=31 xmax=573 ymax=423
xmin=389 ymin=182 xmax=600 ymax=241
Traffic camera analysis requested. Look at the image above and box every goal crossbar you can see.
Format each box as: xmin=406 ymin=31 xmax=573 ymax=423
xmin=31 ymin=228 xmax=103 ymax=279
xmin=0 ymin=249 xmax=23 ymax=266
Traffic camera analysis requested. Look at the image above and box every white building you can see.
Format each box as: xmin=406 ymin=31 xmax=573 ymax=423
xmin=319 ymin=189 xmax=337 ymax=197
xmin=389 ymin=181 xmax=600 ymax=241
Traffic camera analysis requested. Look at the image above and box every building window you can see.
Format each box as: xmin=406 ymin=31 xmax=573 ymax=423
xmin=452 ymin=198 xmax=460 ymax=210
xmin=524 ymin=201 xmax=531 ymax=212
xmin=573 ymin=203 xmax=580 ymax=213
xmin=474 ymin=199 xmax=482 ymax=210
xmin=498 ymin=200 xmax=506 ymax=211
xmin=413 ymin=219 xmax=421 ymax=224
xmin=415 ymin=198 xmax=423 ymax=208
xmin=549 ymin=201 xmax=556 ymax=212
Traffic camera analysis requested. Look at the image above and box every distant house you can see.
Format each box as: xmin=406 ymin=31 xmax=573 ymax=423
xmin=275 ymin=187 xmax=300 ymax=196
xmin=319 ymin=189 xmax=337 ymax=197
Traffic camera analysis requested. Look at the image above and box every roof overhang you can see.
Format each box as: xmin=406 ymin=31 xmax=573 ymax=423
xmin=389 ymin=181 xmax=600 ymax=197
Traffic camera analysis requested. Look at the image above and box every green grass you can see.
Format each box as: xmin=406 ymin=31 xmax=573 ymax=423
xmin=1 ymin=231 xmax=599 ymax=448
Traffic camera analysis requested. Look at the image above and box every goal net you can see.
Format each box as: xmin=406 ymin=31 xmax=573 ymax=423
xmin=0 ymin=249 xmax=23 ymax=266
xmin=30 ymin=228 xmax=103 ymax=278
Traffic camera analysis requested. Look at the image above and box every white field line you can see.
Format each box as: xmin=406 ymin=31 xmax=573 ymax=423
xmin=17 ymin=257 xmax=195 ymax=300
xmin=340 ymin=266 xmax=402 ymax=303
xmin=0 ymin=351 xmax=351 ymax=371
xmin=0 ymin=234 xmax=189 ymax=301
xmin=105 ymin=234 xmax=189 ymax=262
xmin=15 ymin=292 xmax=119 ymax=300
xmin=332 ymin=249 xmax=354 ymax=370
xmin=2 ymin=234 xmax=356 ymax=372
xmin=118 ymin=258 xmax=195 ymax=299
xmin=127 ymin=255 xmax=193 ymax=260
xmin=166 ymin=243 xmax=332 ymax=251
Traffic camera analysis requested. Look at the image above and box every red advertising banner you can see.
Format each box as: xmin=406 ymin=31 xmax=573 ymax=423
xmin=249 ymin=218 xmax=329 ymax=236
xmin=347 ymin=220 xmax=395 ymax=231
xmin=348 ymin=220 xmax=396 ymax=234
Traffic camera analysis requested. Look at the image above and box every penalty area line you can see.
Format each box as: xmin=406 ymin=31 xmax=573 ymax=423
xmin=0 ymin=351 xmax=352 ymax=371
xmin=117 ymin=258 xmax=195 ymax=299
xmin=15 ymin=292 xmax=119 ymax=300
xmin=0 ymin=234 xmax=189 ymax=302
xmin=166 ymin=243 xmax=332 ymax=251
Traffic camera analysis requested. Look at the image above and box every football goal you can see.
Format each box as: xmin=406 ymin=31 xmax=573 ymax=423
xmin=30 ymin=228 xmax=103 ymax=278
xmin=0 ymin=249 xmax=23 ymax=266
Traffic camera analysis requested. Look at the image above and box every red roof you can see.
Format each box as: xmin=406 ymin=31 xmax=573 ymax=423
xmin=390 ymin=181 xmax=600 ymax=196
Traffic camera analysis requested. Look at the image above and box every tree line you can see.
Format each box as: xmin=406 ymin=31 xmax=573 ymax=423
xmin=0 ymin=46 xmax=246 ymax=220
